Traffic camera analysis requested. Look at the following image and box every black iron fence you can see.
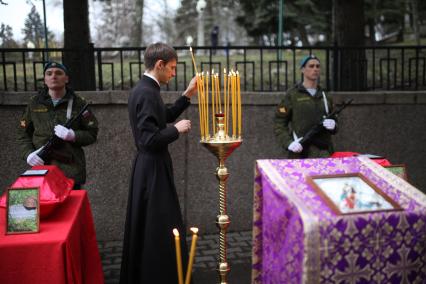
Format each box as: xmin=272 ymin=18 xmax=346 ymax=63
xmin=1 ymin=45 xmax=426 ymax=92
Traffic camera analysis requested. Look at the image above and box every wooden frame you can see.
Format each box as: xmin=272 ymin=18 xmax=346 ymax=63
xmin=6 ymin=187 xmax=40 ymax=234
xmin=384 ymin=164 xmax=408 ymax=181
xmin=306 ymin=173 xmax=402 ymax=215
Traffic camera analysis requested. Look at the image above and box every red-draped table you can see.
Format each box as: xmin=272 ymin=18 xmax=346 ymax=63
xmin=0 ymin=190 xmax=104 ymax=284
xmin=252 ymin=157 xmax=426 ymax=283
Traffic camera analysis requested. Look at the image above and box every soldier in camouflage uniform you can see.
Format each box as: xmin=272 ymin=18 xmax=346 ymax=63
xmin=274 ymin=55 xmax=337 ymax=158
xmin=17 ymin=62 xmax=99 ymax=189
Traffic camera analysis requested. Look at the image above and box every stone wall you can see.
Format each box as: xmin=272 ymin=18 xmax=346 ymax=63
xmin=1 ymin=90 xmax=425 ymax=241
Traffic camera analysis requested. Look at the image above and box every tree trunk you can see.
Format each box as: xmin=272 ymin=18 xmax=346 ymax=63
xmin=133 ymin=0 xmax=144 ymax=46
xmin=298 ymin=26 xmax=310 ymax=46
xmin=367 ymin=19 xmax=376 ymax=45
xmin=334 ymin=0 xmax=366 ymax=91
xmin=411 ymin=0 xmax=420 ymax=45
xmin=63 ymin=0 xmax=95 ymax=90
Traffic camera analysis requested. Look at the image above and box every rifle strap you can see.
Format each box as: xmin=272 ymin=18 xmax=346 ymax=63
xmin=66 ymin=98 xmax=74 ymax=120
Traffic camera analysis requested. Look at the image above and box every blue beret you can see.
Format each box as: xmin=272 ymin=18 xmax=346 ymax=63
xmin=43 ymin=61 xmax=68 ymax=75
xmin=300 ymin=54 xmax=320 ymax=68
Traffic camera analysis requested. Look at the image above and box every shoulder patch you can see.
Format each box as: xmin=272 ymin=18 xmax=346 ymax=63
xmin=297 ymin=97 xmax=311 ymax=102
xmin=279 ymin=106 xmax=287 ymax=113
xmin=20 ymin=120 xmax=27 ymax=128
xmin=32 ymin=107 xmax=48 ymax=112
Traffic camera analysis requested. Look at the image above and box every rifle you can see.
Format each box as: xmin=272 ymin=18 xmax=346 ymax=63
xmin=299 ymin=99 xmax=353 ymax=146
xmin=37 ymin=103 xmax=89 ymax=162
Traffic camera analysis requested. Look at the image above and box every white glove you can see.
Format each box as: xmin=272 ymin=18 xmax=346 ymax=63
xmin=54 ymin=125 xmax=76 ymax=141
xmin=323 ymin=119 xmax=336 ymax=130
xmin=27 ymin=147 xmax=45 ymax=166
xmin=288 ymin=138 xmax=303 ymax=153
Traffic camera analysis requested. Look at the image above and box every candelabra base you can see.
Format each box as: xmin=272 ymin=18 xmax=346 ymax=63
xmin=201 ymin=138 xmax=242 ymax=284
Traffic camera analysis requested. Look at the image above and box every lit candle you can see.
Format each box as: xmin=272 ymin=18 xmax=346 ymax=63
xmin=173 ymin=229 xmax=184 ymax=284
xmin=200 ymin=72 xmax=205 ymax=140
xmin=189 ymin=46 xmax=198 ymax=75
xmin=196 ymin=73 xmax=204 ymax=139
xmin=205 ymin=72 xmax=210 ymax=139
xmin=237 ymin=71 xmax=241 ymax=137
xmin=184 ymin=227 xmax=199 ymax=284
xmin=216 ymin=74 xmax=221 ymax=113
xmin=229 ymin=70 xmax=235 ymax=136
xmin=226 ymin=71 xmax=231 ymax=136
xmin=211 ymin=70 xmax=215 ymax=134
xmin=232 ymin=71 xmax=237 ymax=138
xmin=223 ymin=68 xmax=227 ymax=134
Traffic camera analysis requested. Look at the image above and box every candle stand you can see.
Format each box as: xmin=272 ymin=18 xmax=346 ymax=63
xmin=201 ymin=114 xmax=242 ymax=284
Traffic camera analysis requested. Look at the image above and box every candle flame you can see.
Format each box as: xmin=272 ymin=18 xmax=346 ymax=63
xmin=173 ymin=228 xmax=180 ymax=237
xmin=190 ymin=227 xmax=199 ymax=234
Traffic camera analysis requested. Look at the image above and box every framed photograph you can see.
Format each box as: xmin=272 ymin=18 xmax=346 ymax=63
xmin=6 ymin=187 xmax=40 ymax=234
xmin=307 ymin=173 xmax=401 ymax=215
xmin=384 ymin=164 xmax=408 ymax=181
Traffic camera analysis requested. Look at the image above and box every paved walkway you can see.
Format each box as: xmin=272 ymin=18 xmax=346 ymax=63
xmin=98 ymin=230 xmax=253 ymax=284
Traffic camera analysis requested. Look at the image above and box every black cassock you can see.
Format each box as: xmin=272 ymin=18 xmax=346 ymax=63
xmin=120 ymin=75 xmax=190 ymax=283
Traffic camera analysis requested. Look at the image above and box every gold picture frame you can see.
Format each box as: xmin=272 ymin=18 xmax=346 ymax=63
xmin=307 ymin=173 xmax=402 ymax=215
xmin=6 ymin=187 xmax=40 ymax=234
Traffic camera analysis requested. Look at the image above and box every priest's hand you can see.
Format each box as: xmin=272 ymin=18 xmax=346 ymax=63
xmin=288 ymin=138 xmax=303 ymax=153
xmin=175 ymin=119 xmax=191 ymax=133
xmin=27 ymin=147 xmax=45 ymax=166
xmin=183 ymin=77 xmax=198 ymax=98
xmin=54 ymin=125 xmax=76 ymax=141
xmin=323 ymin=119 xmax=336 ymax=130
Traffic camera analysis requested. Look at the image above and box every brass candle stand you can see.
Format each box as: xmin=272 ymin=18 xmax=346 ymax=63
xmin=190 ymin=46 xmax=242 ymax=283
xmin=201 ymin=114 xmax=242 ymax=284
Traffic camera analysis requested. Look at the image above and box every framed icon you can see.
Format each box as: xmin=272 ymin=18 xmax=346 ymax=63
xmin=384 ymin=164 xmax=408 ymax=181
xmin=307 ymin=173 xmax=402 ymax=215
xmin=6 ymin=187 xmax=40 ymax=234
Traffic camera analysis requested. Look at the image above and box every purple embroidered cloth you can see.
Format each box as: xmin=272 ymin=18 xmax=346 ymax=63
xmin=252 ymin=157 xmax=426 ymax=283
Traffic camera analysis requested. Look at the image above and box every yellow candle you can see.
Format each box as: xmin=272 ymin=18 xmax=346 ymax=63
xmin=226 ymin=71 xmax=231 ymax=136
xmin=237 ymin=71 xmax=241 ymax=137
xmin=223 ymin=68 xmax=227 ymax=134
xmin=173 ymin=229 xmax=184 ymax=284
xmin=196 ymin=73 xmax=204 ymax=139
xmin=200 ymin=73 xmax=206 ymax=140
xmin=230 ymin=71 xmax=234 ymax=137
xmin=189 ymin=46 xmax=198 ymax=75
xmin=232 ymin=71 xmax=236 ymax=138
xmin=205 ymin=72 xmax=209 ymax=139
xmin=211 ymin=70 xmax=215 ymax=134
xmin=185 ymin=227 xmax=199 ymax=284
xmin=216 ymin=74 xmax=221 ymax=113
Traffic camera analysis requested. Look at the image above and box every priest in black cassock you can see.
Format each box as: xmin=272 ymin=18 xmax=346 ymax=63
xmin=120 ymin=42 xmax=198 ymax=284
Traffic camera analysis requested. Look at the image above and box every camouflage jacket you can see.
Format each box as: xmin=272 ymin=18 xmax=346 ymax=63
xmin=274 ymin=83 xmax=337 ymax=157
xmin=17 ymin=88 xmax=99 ymax=184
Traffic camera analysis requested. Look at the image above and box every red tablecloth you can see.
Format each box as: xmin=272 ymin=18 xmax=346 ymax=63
xmin=0 ymin=190 xmax=104 ymax=284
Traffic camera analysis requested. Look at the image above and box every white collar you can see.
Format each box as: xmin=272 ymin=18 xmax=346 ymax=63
xmin=144 ymin=72 xmax=160 ymax=87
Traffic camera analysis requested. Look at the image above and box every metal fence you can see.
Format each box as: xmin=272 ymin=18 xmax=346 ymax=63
xmin=1 ymin=45 xmax=426 ymax=92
